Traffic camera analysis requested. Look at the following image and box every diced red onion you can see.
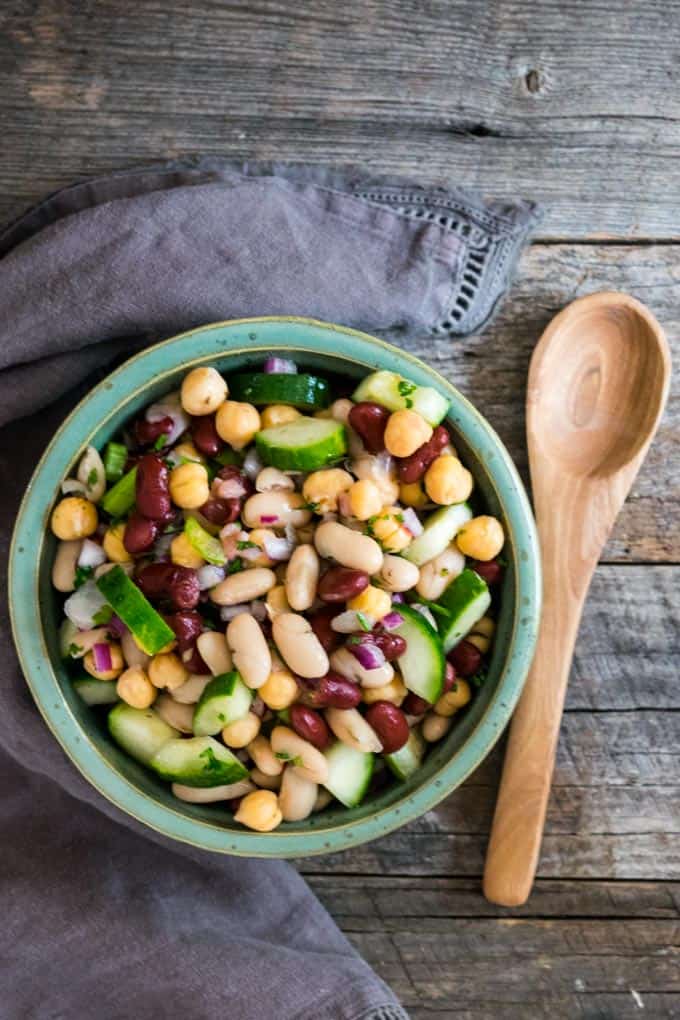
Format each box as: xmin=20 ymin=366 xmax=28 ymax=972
xmin=349 ymin=640 xmax=386 ymax=670
xmin=92 ymin=642 xmax=113 ymax=673
xmin=331 ymin=610 xmax=376 ymax=634
xmin=380 ymin=611 xmax=404 ymax=632
xmin=197 ymin=564 xmax=226 ymax=590
xmin=264 ymin=357 xmax=297 ymax=374
xmin=401 ymin=507 xmax=423 ymax=537
xmin=61 ymin=478 xmax=88 ymax=497
xmin=240 ymin=545 xmax=264 ymax=562
xmin=249 ymin=600 xmax=267 ymax=622
xmin=260 ymin=514 xmax=278 ymax=524
xmin=411 ymin=603 xmax=438 ymax=630
xmin=64 ymin=581 xmax=110 ymax=630
xmin=375 ymin=451 xmax=395 ymax=476
xmin=214 ymin=477 xmax=247 ymax=500
xmin=220 ymin=604 xmax=250 ymax=622
xmin=391 ymin=593 xmax=405 ymax=603
xmin=146 ymin=391 xmax=190 ymax=445
xmin=262 ymin=534 xmax=294 ymax=561
xmin=243 ymin=448 xmax=263 ymax=480
xmin=77 ymin=538 xmax=107 ymax=569
xmin=107 ymin=615 xmax=128 ymax=638
xmin=151 ymin=533 xmax=174 ymax=562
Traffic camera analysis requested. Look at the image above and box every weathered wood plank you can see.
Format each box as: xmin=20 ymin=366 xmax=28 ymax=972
xmin=306 ymin=877 xmax=680 ymax=923
xmin=1 ymin=1 xmax=680 ymax=237
xmin=406 ymin=997 xmax=680 ymax=1020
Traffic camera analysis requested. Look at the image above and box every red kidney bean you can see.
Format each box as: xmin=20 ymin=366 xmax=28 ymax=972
xmin=136 ymin=453 xmax=171 ymax=521
xmin=191 ymin=415 xmax=223 ymax=457
xmin=133 ymin=416 xmax=174 ymax=447
xmin=443 ymin=661 xmax=457 ymax=692
xmin=348 ymin=402 xmax=390 ymax=453
xmin=136 ymin=563 xmax=200 ymax=610
xmin=447 ymin=640 xmax=481 ymax=678
xmin=365 ymin=701 xmax=409 ymax=753
xmin=396 ymin=425 xmax=449 ymax=483
xmin=123 ymin=512 xmax=159 ymax=554
xmin=164 ymin=610 xmax=203 ymax=651
xmin=181 ymin=644 xmax=211 ymax=675
xmin=217 ymin=464 xmax=254 ymax=497
xmin=290 ymin=704 xmax=332 ymax=750
xmin=318 ymin=566 xmax=369 ymax=603
xmin=470 ymin=559 xmax=504 ymax=586
xmin=372 ymin=632 xmax=407 ymax=661
xmin=308 ymin=672 xmax=362 ymax=710
xmin=308 ymin=607 xmax=341 ymax=652
xmin=402 ymin=692 xmax=429 ymax=715
xmin=200 ymin=497 xmax=241 ymax=526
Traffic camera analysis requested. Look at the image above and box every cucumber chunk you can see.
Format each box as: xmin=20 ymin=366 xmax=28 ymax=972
xmin=192 ymin=671 xmax=252 ymax=736
xmin=74 ymin=678 xmax=119 ymax=706
xmin=95 ymin=565 xmax=176 ymax=655
xmin=385 ymin=729 xmax=426 ymax=781
xmin=436 ymin=568 xmax=491 ymax=653
xmin=255 ymin=417 xmax=347 ymax=471
xmin=230 ymin=372 xmax=330 ymax=410
xmin=403 ymin=503 xmax=472 ymax=566
xmin=392 ymin=603 xmax=445 ymax=703
xmin=103 ymin=441 xmax=128 ymax=483
xmin=323 ymin=742 xmax=374 ymax=808
xmin=150 ymin=736 xmax=249 ymax=787
xmin=101 ymin=466 xmax=137 ymax=517
xmin=352 ymin=370 xmax=450 ymax=426
xmin=108 ymin=703 xmax=179 ymax=765
xmin=184 ymin=516 xmax=227 ymax=565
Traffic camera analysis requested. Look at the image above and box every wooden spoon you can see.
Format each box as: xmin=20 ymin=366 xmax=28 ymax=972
xmin=483 ymin=291 xmax=671 ymax=907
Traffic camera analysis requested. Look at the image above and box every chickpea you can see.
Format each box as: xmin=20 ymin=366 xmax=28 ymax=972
xmin=170 ymin=532 xmax=205 ymax=568
xmin=362 ymin=675 xmax=408 ymax=706
xmin=384 ymin=409 xmax=433 ymax=458
xmin=169 ymin=462 xmax=210 ymax=509
xmin=456 ymin=515 xmax=505 ymax=561
xmin=467 ymin=633 xmax=491 ymax=654
xmin=259 ymin=669 xmax=299 ymax=711
xmin=180 ymin=366 xmax=228 ymax=415
xmin=221 ymin=712 xmax=261 ymax=748
xmin=215 ymin=400 xmax=260 ymax=450
xmin=83 ymin=643 xmax=124 ymax=681
xmin=399 ymin=481 xmax=429 ymax=509
xmin=51 ymin=497 xmax=98 ymax=541
xmin=434 ymin=679 xmax=472 ymax=717
xmin=369 ymin=508 xmax=412 ymax=553
xmin=347 ymin=584 xmax=392 ymax=621
xmin=148 ymin=651 xmax=189 ymax=691
xmin=350 ymin=453 xmax=399 ymax=505
xmin=102 ymin=523 xmax=131 ymax=563
xmin=171 ymin=440 xmax=205 ymax=465
xmin=116 ymin=666 xmax=157 ymax=709
xmin=234 ymin=790 xmax=283 ymax=832
xmin=260 ymin=404 xmax=301 ymax=429
xmin=424 ymin=455 xmax=474 ymax=505
xmin=302 ymin=469 xmax=353 ymax=514
xmin=422 ymin=712 xmax=452 ymax=742
xmin=348 ymin=479 xmax=382 ymax=521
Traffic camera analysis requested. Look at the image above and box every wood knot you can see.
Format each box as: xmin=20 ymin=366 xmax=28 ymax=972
xmin=524 ymin=68 xmax=543 ymax=94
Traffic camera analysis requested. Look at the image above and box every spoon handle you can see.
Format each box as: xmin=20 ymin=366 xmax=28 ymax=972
xmin=483 ymin=531 xmax=589 ymax=906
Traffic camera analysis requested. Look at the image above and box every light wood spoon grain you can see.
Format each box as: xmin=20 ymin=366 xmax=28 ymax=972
xmin=483 ymin=291 xmax=671 ymax=907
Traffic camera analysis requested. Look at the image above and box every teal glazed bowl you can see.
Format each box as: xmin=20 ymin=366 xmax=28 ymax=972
xmin=10 ymin=317 xmax=541 ymax=857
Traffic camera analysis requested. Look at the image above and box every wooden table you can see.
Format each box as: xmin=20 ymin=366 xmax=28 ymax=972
xmin=2 ymin=2 xmax=678 ymax=1016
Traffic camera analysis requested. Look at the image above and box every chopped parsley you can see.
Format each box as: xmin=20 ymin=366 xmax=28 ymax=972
xmin=153 ymin=433 xmax=168 ymax=451
xmin=74 ymin=564 xmax=94 ymax=589
xmin=237 ymin=540 xmax=257 ymax=551
xmin=439 ymin=568 xmax=450 ymax=577
xmin=86 ymin=468 xmax=99 ymax=489
xmin=92 ymin=605 xmax=114 ymax=626
xmin=227 ymin=557 xmax=244 ymax=575
xmin=67 ymin=642 xmax=82 ymax=658
xmin=397 ymin=379 xmax=416 ymax=408
xmin=356 ymin=611 xmax=372 ymax=632
xmin=274 ymin=751 xmax=302 ymax=766
xmin=470 ymin=669 xmax=488 ymax=690
xmin=305 ymin=500 xmax=321 ymax=513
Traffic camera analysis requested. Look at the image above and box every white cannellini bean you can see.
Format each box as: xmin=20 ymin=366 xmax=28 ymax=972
xmin=285 ymin=544 xmax=319 ymax=612
xmin=171 ymin=673 xmax=211 ymax=704
xmin=416 ymin=546 xmax=466 ymax=601
xmin=121 ymin=629 xmax=151 ymax=669
xmin=247 ymin=735 xmax=283 ymax=776
xmin=249 ymin=767 xmax=282 ymax=791
xmin=314 ymin=521 xmax=383 ymax=574
xmin=51 ymin=540 xmax=83 ymax=593
xmin=171 ymin=780 xmax=255 ymax=803
xmin=154 ymin=693 xmax=195 ymax=733
xmin=270 ymin=726 xmax=329 ymax=784
xmin=325 ymin=707 xmax=383 ymax=753
xmin=242 ymin=490 xmax=312 ymax=529
xmin=227 ymin=613 xmax=271 ymax=689
xmin=210 ymin=567 xmax=277 ymax=606
xmin=196 ymin=631 xmax=232 ymax=675
xmin=329 ymin=646 xmax=394 ymax=689
xmin=272 ymin=613 xmax=329 ymax=679
xmin=278 ymin=767 xmax=318 ymax=821
xmin=378 ymin=554 xmax=420 ymax=593
xmin=313 ymin=787 xmax=334 ymax=812
xmin=77 ymin=445 xmax=107 ymax=503
xmin=255 ymin=467 xmax=295 ymax=492
xmin=422 ymin=712 xmax=453 ymax=743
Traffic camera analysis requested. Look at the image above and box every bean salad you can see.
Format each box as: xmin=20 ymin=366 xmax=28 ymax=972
xmin=51 ymin=359 xmax=505 ymax=831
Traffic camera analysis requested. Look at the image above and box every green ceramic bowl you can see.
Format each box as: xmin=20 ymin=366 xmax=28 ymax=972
xmin=10 ymin=317 xmax=540 ymax=857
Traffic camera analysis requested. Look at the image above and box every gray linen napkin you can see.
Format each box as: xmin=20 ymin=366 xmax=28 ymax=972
xmin=0 ymin=161 xmax=539 ymax=1020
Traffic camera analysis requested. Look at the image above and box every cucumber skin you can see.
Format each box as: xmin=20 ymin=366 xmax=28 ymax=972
xmin=150 ymin=736 xmax=248 ymax=787
xmin=323 ymin=742 xmax=374 ymax=808
xmin=108 ymin=704 xmax=179 ymax=765
xmin=437 ymin=569 xmax=491 ymax=653
xmin=193 ymin=671 xmax=252 ymax=736
xmin=393 ymin=604 xmax=445 ymax=704
xmin=255 ymin=418 xmax=347 ymax=471
xmin=403 ymin=503 xmax=472 ymax=566
xmin=385 ymin=729 xmax=426 ymax=781
xmin=74 ymin=678 xmax=119 ymax=706
xmin=352 ymin=370 xmax=450 ymax=426
xmin=230 ymin=373 xmax=331 ymax=410
xmin=95 ymin=565 xmax=176 ymax=655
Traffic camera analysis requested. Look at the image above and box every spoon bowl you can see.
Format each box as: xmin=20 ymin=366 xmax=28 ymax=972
xmin=484 ymin=292 xmax=671 ymax=907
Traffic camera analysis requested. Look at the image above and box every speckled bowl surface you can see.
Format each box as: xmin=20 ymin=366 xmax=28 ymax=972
xmin=9 ymin=317 xmax=541 ymax=857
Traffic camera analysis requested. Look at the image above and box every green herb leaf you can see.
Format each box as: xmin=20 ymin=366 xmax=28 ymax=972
xmin=237 ymin=540 xmax=257 ymax=551
xmin=74 ymin=565 xmax=94 ymax=589
xmin=153 ymin=433 xmax=168 ymax=451
xmin=67 ymin=642 xmax=81 ymax=657
xmin=470 ymin=669 xmax=488 ymax=690
xmin=356 ymin=611 xmax=372 ymax=632
xmin=397 ymin=379 xmax=416 ymax=400
xmin=227 ymin=557 xmax=244 ymax=575
xmin=86 ymin=468 xmax=99 ymax=489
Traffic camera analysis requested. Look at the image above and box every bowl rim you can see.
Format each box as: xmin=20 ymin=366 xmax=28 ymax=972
xmin=9 ymin=316 xmax=541 ymax=857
